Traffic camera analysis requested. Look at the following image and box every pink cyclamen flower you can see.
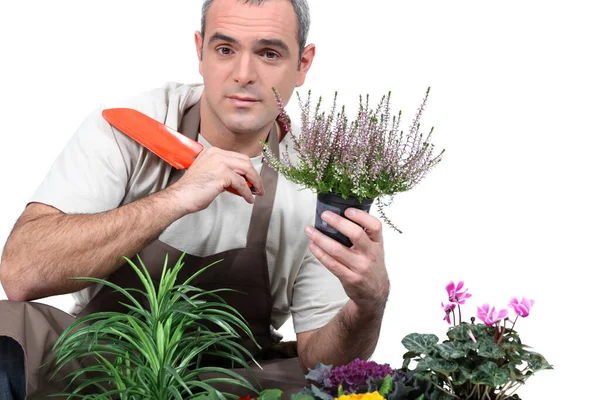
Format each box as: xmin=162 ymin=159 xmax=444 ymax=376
xmin=477 ymin=303 xmax=509 ymax=326
xmin=446 ymin=281 xmax=472 ymax=304
xmin=509 ymin=297 xmax=535 ymax=317
xmin=441 ymin=302 xmax=456 ymax=324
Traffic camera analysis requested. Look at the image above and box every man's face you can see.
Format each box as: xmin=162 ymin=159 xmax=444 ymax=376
xmin=196 ymin=0 xmax=313 ymax=136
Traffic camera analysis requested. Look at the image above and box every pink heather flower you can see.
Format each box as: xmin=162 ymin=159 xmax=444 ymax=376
xmin=477 ymin=303 xmax=509 ymax=326
xmin=509 ymin=297 xmax=535 ymax=317
xmin=446 ymin=281 xmax=472 ymax=304
xmin=441 ymin=302 xmax=456 ymax=324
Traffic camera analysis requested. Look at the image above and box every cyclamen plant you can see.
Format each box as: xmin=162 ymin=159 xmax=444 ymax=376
xmin=401 ymin=281 xmax=552 ymax=400
xmin=262 ymin=88 xmax=444 ymax=234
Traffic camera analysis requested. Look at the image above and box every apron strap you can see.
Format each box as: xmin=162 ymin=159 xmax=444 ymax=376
xmin=168 ymin=101 xmax=202 ymax=184
xmin=246 ymin=124 xmax=279 ymax=249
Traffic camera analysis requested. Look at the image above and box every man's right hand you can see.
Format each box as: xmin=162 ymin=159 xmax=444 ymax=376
xmin=169 ymin=147 xmax=264 ymax=214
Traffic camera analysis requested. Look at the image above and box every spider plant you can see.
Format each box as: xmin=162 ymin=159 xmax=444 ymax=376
xmin=49 ymin=253 xmax=262 ymax=400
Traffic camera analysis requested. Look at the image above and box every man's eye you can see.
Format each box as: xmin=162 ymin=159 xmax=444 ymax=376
xmin=263 ymin=51 xmax=280 ymax=59
xmin=217 ymin=47 xmax=232 ymax=55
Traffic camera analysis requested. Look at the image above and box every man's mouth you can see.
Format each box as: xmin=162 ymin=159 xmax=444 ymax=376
xmin=227 ymin=96 xmax=260 ymax=107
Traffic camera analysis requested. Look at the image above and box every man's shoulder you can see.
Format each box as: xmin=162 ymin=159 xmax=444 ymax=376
xmin=102 ymin=81 xmax=204 ymax=120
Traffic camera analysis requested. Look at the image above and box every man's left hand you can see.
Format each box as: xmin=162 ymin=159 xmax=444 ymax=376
xmin=304 ymin=208 xmax=389 ymax=310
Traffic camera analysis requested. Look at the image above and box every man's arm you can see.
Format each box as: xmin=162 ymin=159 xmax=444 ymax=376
xmin=0 ymin=146 xmax=264 ymax=302
xmin=297 ymin=296 xmax=386 ymax=369
xmin=0 ymin=190 xmax=186 ymax=301
xmin=296 ymin=209 xmax=389 ymax=370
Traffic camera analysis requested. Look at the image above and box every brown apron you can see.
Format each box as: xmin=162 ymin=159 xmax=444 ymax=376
xmin=0 ymin=101 xmax=307 ymax=399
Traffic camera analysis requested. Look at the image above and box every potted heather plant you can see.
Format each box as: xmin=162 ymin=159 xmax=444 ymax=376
xmin=400 ymin=281 xmax=552 ymax=400
xmin=50 ymin=254 xmax=262 ymax=399
xmin=262 ymin=88 xmax=444 ymax=247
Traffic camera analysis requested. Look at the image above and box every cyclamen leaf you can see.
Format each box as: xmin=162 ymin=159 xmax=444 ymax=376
xmin=451 ymin=367 xmax=472 ymax=386
xmin=417 ymin=356 xmax=457 ymax=374
xmin=446 ymin=322 xmax=489 ymax=342
xmin=471 ymin=361 xmax=510 ymax=387
xmin=437 ymin=342 xmax=467 ymax=359
xmin=402 ymin=350 xmax=422 ymax=361
xmin=527 ymin=352 xmax=553 ymax=371
xmin=401 ymin=333 xmax=439 ymax=353
xmin=478 ymin=342 xmax=505 ymax=359
xmin=507 ymin=365 xmax=527 ymax=382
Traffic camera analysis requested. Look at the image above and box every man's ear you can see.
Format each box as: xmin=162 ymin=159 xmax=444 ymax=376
xmin=194 ymin=31 xmax=204 ymax=76
xmin=296 ymin=44 xmax=316 ymax=87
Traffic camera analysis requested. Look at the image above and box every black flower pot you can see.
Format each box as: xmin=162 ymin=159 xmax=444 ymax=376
xmin=315 ymin=192 xmax=374 ymax=247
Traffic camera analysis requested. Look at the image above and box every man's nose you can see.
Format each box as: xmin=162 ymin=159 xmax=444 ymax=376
xmin=233 ymin=53 xmax=257 ymax=86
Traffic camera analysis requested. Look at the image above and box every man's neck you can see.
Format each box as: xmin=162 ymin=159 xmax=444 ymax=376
xmin=198 ymin=101 xmax=279 ymax=158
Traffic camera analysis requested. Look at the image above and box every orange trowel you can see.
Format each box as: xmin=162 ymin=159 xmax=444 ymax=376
xmin=101 ymin=108 xmax=252 ymax=196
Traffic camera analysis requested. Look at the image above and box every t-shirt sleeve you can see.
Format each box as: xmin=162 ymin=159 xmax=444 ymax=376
xmin=290 ymin=251 xmax=349 ymax=333
xmin=29 ymin=107 xmax=133 ymax=214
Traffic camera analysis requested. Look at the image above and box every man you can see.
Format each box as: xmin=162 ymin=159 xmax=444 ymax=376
xmin=0 ymin=0 xmax=390 ymax=398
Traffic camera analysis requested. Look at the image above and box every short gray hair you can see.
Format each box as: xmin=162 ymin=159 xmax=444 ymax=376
xmin=200 ymin=0 xmax=310 ymax=63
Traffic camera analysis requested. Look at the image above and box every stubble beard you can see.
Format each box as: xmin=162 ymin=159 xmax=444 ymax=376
xmin=216 ymin=103 xmax=278 ymax=137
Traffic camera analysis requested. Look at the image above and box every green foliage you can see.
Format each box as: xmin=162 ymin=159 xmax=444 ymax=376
xmin=259 ymin=389 xmax=284 ymax=400
xmin=378 ymin=375 xmax=393 ymax=397
xmin=50 ymin=254 xmax=261 ymax=400
xmin=401 ymin=322 xmax=553 ymax=400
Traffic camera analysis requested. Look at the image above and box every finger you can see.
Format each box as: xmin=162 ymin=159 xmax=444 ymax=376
xmin=343 ymin=208 xmax=383 ymax=243
xmin=218 ymin=149 xmax=265 ymax=195
xmin=192 ymin=147 xmax=264 ymax=195
xmin=318 ymin=210 xmax=371 ymax=251
xmin=218 ymin=156 xmax=264 ymax=196
xmin=306 ymin=236 xmax=357 ymax=284
xmin=305 ymin=224 xmax=361 ymax=273
xmin=227 ymin=171 xmax=255 ymax=203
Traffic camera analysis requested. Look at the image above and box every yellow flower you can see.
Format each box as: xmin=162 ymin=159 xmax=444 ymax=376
xmin=335 ymin=392 xmax=385 ymax=400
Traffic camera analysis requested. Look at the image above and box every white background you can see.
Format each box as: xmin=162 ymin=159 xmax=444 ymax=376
xmin=1 ymin=1 xmax=599 ymax=398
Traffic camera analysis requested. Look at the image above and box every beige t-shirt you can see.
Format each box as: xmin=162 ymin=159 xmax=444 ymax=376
xmin=29 ymin=82 xmax=348 ymax=333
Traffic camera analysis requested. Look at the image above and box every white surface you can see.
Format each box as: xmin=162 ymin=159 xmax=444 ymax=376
xmin=1 ymin=1 xmax=598 ymax=398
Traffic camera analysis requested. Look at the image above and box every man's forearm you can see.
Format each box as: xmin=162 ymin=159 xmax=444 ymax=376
xmin=299 ymin=299 xmax=386 ymax=369
xmin=0 ymin=187 xmax=187 ymax=301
